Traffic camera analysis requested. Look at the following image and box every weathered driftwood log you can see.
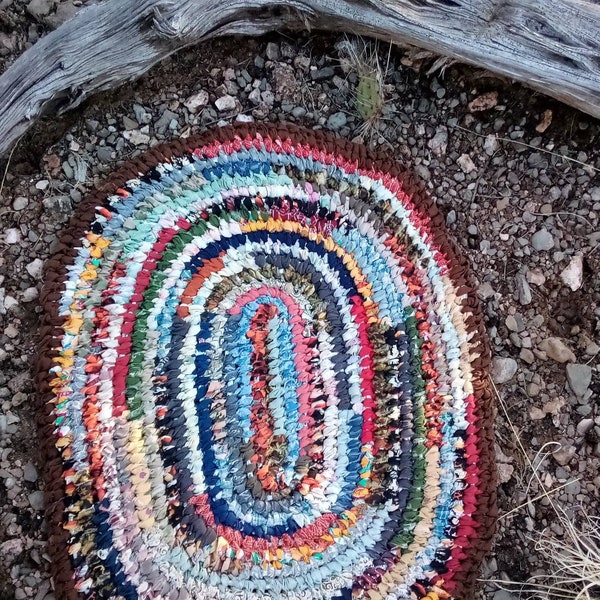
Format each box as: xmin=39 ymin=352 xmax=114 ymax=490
xmin=0 ymin=0 xmax=599 ymax=156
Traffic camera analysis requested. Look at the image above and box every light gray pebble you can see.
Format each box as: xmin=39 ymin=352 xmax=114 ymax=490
xmin=515 ymin=273 xmax=532 ymax=305
xmin=566 ymin=363 xmax=592 ymax=397
xmin=576 ymin=418 xmax=594 ymax=436
xmin=23 ymin=462 xmax=37 ymax=483
xmin=28 ymin=490 xmax=44 ymax=511
xmin=155 ymin=109 xmax=179 ymax=134
xmin=478 ymin=282 xmax=495 ymax=300
xmin=491 ymin=356 xmax=518 ymax=384
xmin=215 ymin=95 xmax=237 ymax=112
xmin=96 ymin=146 xmax=114 ymax=163
xmin=291 ymin=106 xmax=306 ymax=118
xmin=265 ymin=42 xmax=280 ymax=61
xmin=327 ymin=111 xmax=347 ymax=131
xmin=62 ymin=160 xmax=74 ymax=179
xmin=133 ymin=104 xmax=151 ymax=124
xmin=122 ymin=116 xmax=138 ymax=130
xmin=531 ymin=228 xmax=554 ymax=251
xmin=13 ymin=196 xmax=28 ymax=210
xmin=26 ymin=259 xmax=44 ymax=279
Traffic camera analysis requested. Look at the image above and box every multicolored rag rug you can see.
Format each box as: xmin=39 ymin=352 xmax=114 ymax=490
xmin=37 ymin=124 xmax=496 ymax=600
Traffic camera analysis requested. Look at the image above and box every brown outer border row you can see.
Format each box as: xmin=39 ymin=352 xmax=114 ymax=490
xmin=35 ymin=123 xmax=497 ymax=600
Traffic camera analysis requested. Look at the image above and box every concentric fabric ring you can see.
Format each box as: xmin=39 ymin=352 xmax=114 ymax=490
xmin=37 ymin=124 xmax=497 ymax=600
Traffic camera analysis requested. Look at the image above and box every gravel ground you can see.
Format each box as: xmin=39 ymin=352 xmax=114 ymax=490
xmin=0 ymin=25 xmax=599 ymax=600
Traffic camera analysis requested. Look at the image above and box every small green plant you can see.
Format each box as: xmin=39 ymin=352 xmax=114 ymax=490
xmin=336 ymin=36 xmax=391 ymax=144
xmin=356 ymin=70 xmax=383 ymax=123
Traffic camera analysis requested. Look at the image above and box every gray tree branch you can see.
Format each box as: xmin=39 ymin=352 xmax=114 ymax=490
xmin=0 ymin=0 xmax=599 ymax=156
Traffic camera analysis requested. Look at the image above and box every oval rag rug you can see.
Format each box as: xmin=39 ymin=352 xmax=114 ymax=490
xmin=37 ymin=124 xmax=496 ymax=600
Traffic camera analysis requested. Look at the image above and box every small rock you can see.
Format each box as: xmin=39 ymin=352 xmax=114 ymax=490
xmin=497 ymin=462 xmax=514 ymax=484
xmin=43 ymin=195 xmax=72 ymax=216
xmin=457 ymin=153 xmax=476 ymax=174
xmin=446 ymin=209 xmax=456 ymax=226
xmin=248 ymin=88 xmax=262 ymax=105
xmin=543 ymin=397 xmax=565 ymax=415
xmin=576 ymin=418 xmax=594 ymax=436
xmin=1 ymin=293 xmax=18 ymax=312
xmin=184 ymin=90 xmax=209 ymax=113
xmin=27 ymin=0 xmax=54 ymax=18
xmin=62 ymin=160 xmax=74 ymax=179
xmin=4 ymin=324 xmax=18 ymax=338
xmin=529 ymin=406 xmax=545 ymax=420
xmin=428 ymin=127 xmax=448 ymax=156
xmin=270 ymin=63 xmax=298 ymax=98
xmin=585 ymin=339 xmax=600 ymax=356
xmin=535 ymin=109 xmax=553 ymax=133
xmin=539 ymin=337 xmax=576 ymax=363
xmin=327 ymin=112 xmax=347 ymax=131
xmin=565 ymin=479 xmax=581 ymax=496
xmin=552 ymin=439 xmax=576 ymax=466
xmin=483 ymin=134 xmax=498 ymax=156
xmin=0 ymin=538 xmax=24 ymax=556
xmin=44 ymin=0 xmax=77 ymax=25
xmin=496 ymin=197 xmax=510 ymax=210
xmin=28 ymin=490 xmax=44 ymax=511
xmin=560 ymin=254 xmax=583 ymax=292
xmin=291 ymin=106 xmax=306 ymax=118
xmin=531 ymin=228 xmax=554 ymax=251
xmin=515 ymin=273 xmax=532 ymax=305
xmin=505 ymin=315 xmax=518 ymax=332
xmin=123 ymin=128 xmax=150 ymax=146
xmin=467 ymin=224 xmax=478 ymax=236
xmin=13 ymin=196 xmax=28 ymax=210
xmin=265 ymin=42 xmax=280 ymax=61
xmin=566 ymin=363 xmax=592 ymax=397
xmin=23 ymin=462 xmax=38 ymax=483
xmin=491 ymin=357 xmax=518 ymax=384
xmin=35 ymin=179 xmax=49 ymax=191
xmin=477 ymin=282 xmax=495 ymax=300
xmin=310 ymin=66 xmax=335 ymax=81
xmin=155 ymin=109 xmax=179 ymax=134
xmin=468 ymin=91 xmax=498 ymax=112
xmin=215 ymin=95 xmax=237 ymax=112
xmin=122 ymin=116 xmax=138 ymax=131
xmin=520 ymin=348 xmax=535 ymax=364
xmin=133 ymin=104 xmax=151 ymax=124
xmin=96 ymin=146 xmax=114 ymax=163
xmin=26 ymin=258 xmax=44 ymax=279
xmin=235 ymin=114 xmax=254 ymax=123
xmin=414 ymin=165 xmax=431 ymax=182
xmin=495 ymin=446 xmax=514 ymax=484
xmin=4 ymin=228 xmax=21 ymax=244
xmin=526 ymin=269 xmax=546 ymax=286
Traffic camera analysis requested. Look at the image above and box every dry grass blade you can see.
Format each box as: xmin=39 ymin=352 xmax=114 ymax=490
xmin=488 ymin=378 xmax=600 ymax=599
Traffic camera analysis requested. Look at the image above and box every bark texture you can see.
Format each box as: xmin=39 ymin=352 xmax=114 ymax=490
xmin=0 ymin=0 xmax=599 ymax=156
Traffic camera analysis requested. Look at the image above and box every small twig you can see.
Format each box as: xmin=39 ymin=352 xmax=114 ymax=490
xmin=500 ymin=477 xmax=583 ymax=521
xmin=490 ymin=378 xmax=561 ymax=515
xmin=519 ymin=209 xmax=595 ymax=229
xmin=0 ymin=136 xmax=21 ymax=200
xmin=450 ymin=124 xmax=600 ymax=173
